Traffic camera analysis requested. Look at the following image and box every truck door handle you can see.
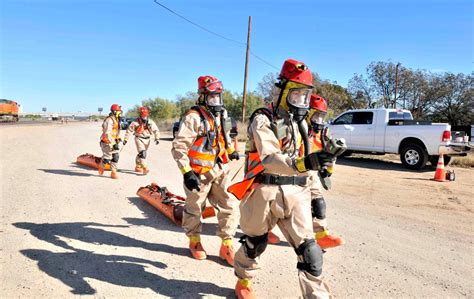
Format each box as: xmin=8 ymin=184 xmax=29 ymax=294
xmin=343 ymin=125 xmax=354 ymax=131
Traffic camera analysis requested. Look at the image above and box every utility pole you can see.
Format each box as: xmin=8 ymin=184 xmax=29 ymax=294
xmin=242 ymin=16 xmax=252 ymax=123
xmin=394 ymin=62 xmax=401 ymax=108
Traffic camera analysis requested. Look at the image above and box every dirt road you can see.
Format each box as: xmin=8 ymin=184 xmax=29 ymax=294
xmin=1 ymin=122 xmax=472 ymax=298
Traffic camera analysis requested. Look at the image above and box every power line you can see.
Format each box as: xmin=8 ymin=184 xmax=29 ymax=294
xmin=152 ymin=0 xmax=279 ymax=71
xmin=250 ymin=51 xmax=279 ymax=70
xmin=152 ymin=0 xmax=244 ymax=46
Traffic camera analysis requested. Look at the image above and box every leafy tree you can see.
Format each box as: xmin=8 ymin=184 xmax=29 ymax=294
xmin=176 ymin=92 xmax=198 ymax=116
xmin=350 ymin=60 xmax=473 ymax=124
xmin=126 ymin=97 xmax=178 ymax=120
xmin=125 ymin=105 xmax=140 ymax=118
xmin=223 ymin=91 xmax=264 ymax=121
xmin=312 ymin=73 xmax=358 ymax=116
xmin=428 ymin=72 xmax=474 ymax=125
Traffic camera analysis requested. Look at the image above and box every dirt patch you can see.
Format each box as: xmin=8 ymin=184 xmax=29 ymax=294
xmin=1 ymin=122 xmax=473 ymax=297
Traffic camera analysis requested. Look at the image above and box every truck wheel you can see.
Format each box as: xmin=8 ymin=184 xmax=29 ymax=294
xmin=429 ymin=155 xmax=452 ymax=167
xmin=400 ymin=143 xmax=428 ymax=170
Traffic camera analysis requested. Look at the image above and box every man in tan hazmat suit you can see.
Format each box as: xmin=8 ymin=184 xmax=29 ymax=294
xmin=228 ymin=59 xmax=335 ymax=299
xmin=171 ymin=75 xmax=240 ymax=266
xmin=123 ymin=106 xmax=160 ymax=174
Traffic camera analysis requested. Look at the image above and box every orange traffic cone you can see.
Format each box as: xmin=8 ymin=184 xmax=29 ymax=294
xmin=432 ymin=154 xmax=446 ymax=182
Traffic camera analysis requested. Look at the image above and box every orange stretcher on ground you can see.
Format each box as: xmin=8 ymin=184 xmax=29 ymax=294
xmin=76 ymin=153 xmax=111 ymax=171
xmin=136 ymin=183 xmax=216 ymax=226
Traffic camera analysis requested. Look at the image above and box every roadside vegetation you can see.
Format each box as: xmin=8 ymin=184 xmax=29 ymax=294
xmin=451 ymin=153 xmax=474 ymax=168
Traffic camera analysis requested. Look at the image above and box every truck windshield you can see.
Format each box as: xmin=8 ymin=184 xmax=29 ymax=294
xmin=389 ymin=111 xmax=413 ymax=120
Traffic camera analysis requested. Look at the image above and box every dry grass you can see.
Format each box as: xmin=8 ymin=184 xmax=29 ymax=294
xmin=236 ymin=121 xmax=248 ymax=142
xmin=155 ymin=119 xmax=177 ymax=132
xmin=450 ymin=152 xmax=474 ymax=168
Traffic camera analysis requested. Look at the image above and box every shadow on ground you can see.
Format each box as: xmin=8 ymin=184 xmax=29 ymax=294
xmin=13 ymin=222 xmax=233 ymax=297
xmin=123 ymin=197 xmax=222 ymax=237
xmin=159 ymin=137 xmax=174 ymax=142
xmin=337 ymin=156 xmax=434 ymax=173
xmin=71 ymin=163 xmax=95 ymax=170
xmin=124 ymin=197 xmax=290 ymax=247
xmin=38 ymin=168 xmax=101 ymax=177
xmin=40 ymin=164 xmax=143 ymax=177
xmin=72 ymin=162 xmax=137 ymax=174
xmin=118 ymin=169 xmax=144 ymax=175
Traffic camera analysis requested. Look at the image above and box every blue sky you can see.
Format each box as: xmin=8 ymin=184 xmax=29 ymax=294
xmin=1 ymin=0 xmax=472 ymax=113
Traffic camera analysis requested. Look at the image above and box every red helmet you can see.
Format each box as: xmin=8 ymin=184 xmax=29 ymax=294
xmin=309 ymin=94 xmax=327 ymax=113
xmin=198 ymin=76 xmax=223 ymax=94
xmin=139 ymin=106 xmax=149 ymax=117
xmin=279 ymin=59 xmax=313 ymax=87
xmin=110 ymin=104 xmax=122 ymax=112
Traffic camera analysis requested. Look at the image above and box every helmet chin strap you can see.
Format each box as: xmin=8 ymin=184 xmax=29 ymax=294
xmin=273 ymin=81 xmax=286 ymax=115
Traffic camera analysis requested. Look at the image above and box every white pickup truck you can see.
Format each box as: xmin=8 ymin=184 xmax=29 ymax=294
xmin=327 ymin=108 xmax=471 ymax=169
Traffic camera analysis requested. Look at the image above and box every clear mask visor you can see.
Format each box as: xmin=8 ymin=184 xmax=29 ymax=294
xmin=206 ymin=94 xmax=223 ymax=107
xmin=311 ymin=111 xmax=326 ymax=126
xmin=287 ymin=88 xmax=311 ymax=108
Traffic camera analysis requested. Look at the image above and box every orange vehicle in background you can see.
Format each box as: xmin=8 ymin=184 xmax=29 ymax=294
xmin=0 ymin=99 xmax=20 ymax=122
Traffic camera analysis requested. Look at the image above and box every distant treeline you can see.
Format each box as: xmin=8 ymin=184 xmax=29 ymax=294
xmin=127 ymin=60 xmax=473 ymax=125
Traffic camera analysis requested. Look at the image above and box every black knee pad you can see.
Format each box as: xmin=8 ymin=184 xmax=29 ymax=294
xmin=102 ymin=158 xmax=111 ymax=164
xmin=138 ymin=150 xmax=147 ymax=159
xmin=311 ymin=197 xmax=326 ymax=220
xmin=239 ymin=233 xmax=268 ymax=259
xmin=112 ymin=153 xmax=119 ymax=163
xmin=295 ymin=239 xmax=323 ymax=277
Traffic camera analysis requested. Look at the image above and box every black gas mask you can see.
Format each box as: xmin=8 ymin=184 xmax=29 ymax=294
xmin=309 ymin=111 xmax=326 ymax=133
xmin=205 ymin=93 xmax=224 ymax=116
xmin=139 ymin=114 xmax=148 ymax=123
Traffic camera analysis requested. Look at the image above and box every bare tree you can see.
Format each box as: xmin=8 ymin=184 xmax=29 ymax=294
xmin=256 ymin=72 xmax=278 ymax=99
xmin=348 ymin=73 xmax=373 ymax=108
xmin=366 ymin=61 xmax=413 ymax=108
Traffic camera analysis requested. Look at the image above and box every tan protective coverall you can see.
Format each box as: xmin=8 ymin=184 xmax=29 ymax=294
xmin=234 ymin=111 xmax=331 ymax=298
xmin=309 ymin=172 xmax=327 ymax=233
xmin=309 ymin=131 xmax=338 ymax=234
xmin=124 ymin=119 xmax=160 ymax=168
xmin=171 ymin=108 xmax=235 ymax=240
xmin=100 ymin=116 xmax=120 ymax=171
